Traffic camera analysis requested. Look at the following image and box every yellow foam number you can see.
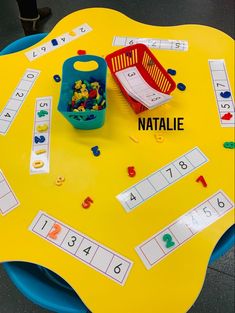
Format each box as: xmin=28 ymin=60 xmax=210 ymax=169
xmin=36 ymin=124 xmax=48 ymax=132
xmin=32 ymin=160 xmax=44 ymax=169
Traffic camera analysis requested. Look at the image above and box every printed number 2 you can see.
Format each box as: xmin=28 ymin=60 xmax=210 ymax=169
xmin=48 ymin=224 xmax=62 ymax=239
xmin=163 ymin=233 xmax=175 ymax=248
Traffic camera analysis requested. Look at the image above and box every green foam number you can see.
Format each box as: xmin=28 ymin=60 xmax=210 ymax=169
xmin=163 ymin=233 xmax=175 ymax=248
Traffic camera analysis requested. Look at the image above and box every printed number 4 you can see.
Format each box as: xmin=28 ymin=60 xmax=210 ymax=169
xmin=130 ymin=193 xmax=136 ymax=201
xmin=4 ymin=113 xmax=11 ymax=118
xmin=83 ymin=246 xmax=91 ymax=256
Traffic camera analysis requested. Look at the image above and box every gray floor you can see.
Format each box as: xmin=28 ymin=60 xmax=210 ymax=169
xmin=0 ymin=0 xmax=234 ymax=312
xmin=0 ymin=248 xmax=234 ymax=313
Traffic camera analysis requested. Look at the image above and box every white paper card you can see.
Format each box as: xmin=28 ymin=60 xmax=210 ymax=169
xmin=136 ymin=190 xmax=234 ymax=269
xmin=117 ymin=147 xmax=208 ymax=212
xmin=29 ymin=211 xmax=133 ymax=285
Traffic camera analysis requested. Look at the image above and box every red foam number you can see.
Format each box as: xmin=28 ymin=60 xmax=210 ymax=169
xmin=196 ymin=175 xmax=207 ymax=187
xmin=82 ymin=197 xmax=94 ymax=209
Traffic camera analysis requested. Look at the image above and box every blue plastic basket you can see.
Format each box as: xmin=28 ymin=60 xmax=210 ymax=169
xmin=58 ymin=55 xmax=107 ymax=130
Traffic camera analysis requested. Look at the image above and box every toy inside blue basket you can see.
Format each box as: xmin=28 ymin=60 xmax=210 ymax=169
xmin=58 ymin=55 xmax=107 ymax=130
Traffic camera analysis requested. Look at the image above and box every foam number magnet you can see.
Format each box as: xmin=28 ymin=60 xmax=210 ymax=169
xmin=37 ymin=110 xmax=48 ymax=118
xmin=34 ymin=135 xmax=45 ymax=144
xmin=36 ymin=124 xmax=48 ymax=132
xmin=128 ymin=166 xmax=136 ymax=177
xmin=163 ymin=233 xmax=175 ymax=249
xmin=82 ymin=197 xmax=93 ymax=209
xmin=48 ymin=223 xmax=62 ymax=240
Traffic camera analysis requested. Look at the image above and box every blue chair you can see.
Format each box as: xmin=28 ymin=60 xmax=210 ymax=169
xmin=3 ymin=262 xmax=89 ymax=313
xmin=1 ymin=33 xmax=234 ymax=312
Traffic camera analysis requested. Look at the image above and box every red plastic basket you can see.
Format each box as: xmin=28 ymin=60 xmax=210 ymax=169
xmin=105 ymin=43 xmax=176 ymax=114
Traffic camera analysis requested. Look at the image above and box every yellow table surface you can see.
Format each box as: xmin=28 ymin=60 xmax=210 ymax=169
xmin=0 ymin=8 xmax=234 ymax=313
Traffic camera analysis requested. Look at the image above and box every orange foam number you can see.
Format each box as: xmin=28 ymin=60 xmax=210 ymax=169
xmin=48 ymin=223 xmax=62 ymax=239
xmin=82 ymin=197 xmax=93 ymax=209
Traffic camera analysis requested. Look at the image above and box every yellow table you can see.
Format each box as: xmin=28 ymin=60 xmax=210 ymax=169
xmin=0 ymin=8 xmax=234 ymax=313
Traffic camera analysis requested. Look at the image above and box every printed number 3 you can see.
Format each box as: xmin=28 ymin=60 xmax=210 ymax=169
xmin=163 ymin=233 xmax=175 ymax=248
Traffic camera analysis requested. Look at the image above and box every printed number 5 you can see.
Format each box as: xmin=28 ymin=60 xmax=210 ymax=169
xmin=163 ymin=233 xmax=175 ymax=248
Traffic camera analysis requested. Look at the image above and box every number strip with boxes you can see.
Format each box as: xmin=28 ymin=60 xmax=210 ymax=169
xmin=0 ymin=170 xmax=20 ymax=215
xmin=209 ymin=59 xmax=235 ymax=127
xmin=25 ymin=24 xmax=92 ymax=61
xmin=0 ymin=69 xmax=40 ymax=135
xmin=112 ymin=36 xmax=188 ymax=51
xmin=136 ymin=190 xmax=234 ymax=269
xmin=117 ymin=147 xmax=208 ymax=212
xmin=30 ymin=97 xmax=52 ymax=174
xmin=29 ymin=211 xmax=133 ymax=285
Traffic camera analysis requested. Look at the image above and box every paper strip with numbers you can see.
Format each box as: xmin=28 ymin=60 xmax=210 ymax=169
xmin=25 ymin=24 xmax=92 ymax=61
xmin=0 ymin=170 xmax=20 ymax=215
xmin=113 ymin=36 xmax=188 ymax=51
xmin=115 ymin=66 xmax=172 ymax=109
xmin=208 ymin=59 xmax=235 ymax=127
xmin=136 ymin=190 xmax=234 ymax=269
xmin=29 ymin=211 xmax=133 ymax=285
xmin=0 ymin=69 xmax=40 ymax=135
xmin=30 ymin=97 xmax=52 ymax=174
xmin=117 ymin=147 xmax=208 ymax=212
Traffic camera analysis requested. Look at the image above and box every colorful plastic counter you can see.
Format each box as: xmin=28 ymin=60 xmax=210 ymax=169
xmin=0 ymin=8 xmax=234 ymax=313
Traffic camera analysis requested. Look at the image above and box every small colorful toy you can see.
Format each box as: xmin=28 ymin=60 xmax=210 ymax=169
xmin=67 ymin=78 xmax=106 ymax=116
xmin=223 ymin=142 xmax=235 ymax=149
xmin=220 ymin=91 xmax=231 ymax=98
xmin=82 ymin=197 xmax=93 ymax=209
xmin=91 ymin=146 xmax=100 ymax=157
xmin=177 ymin=83 xmax=186 ymax=91
xmin=196 ymin=175 xmax=207 ymax=187
xmin=53 ymin=74 xmax=61 ymax=82
xmin=167 ymin=68 xmax=176 ymax=75
xmin=221 ymin=112 xmax=233 ymax=120
xmin=128 ymin=166 xmax=136 ymax=177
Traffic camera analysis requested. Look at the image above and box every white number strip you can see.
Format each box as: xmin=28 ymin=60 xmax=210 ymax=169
xmin=0 ymin=170 xmax=20 ymax=215
xmin=117 ymin=147 xmax=208 ymax=212
xmin=113 ymin=36 xmax=188 ymax=51
xmin=29 ymin=211 xmax=133 ymax=285
xmin=25 ymin=23 xmax=92 ymax=61
xmin=136 ymin=190 xmax=234 ymax=269
xmin=0 ymin=69 xmax=40 ymax=135
xmin=209 ymin=59 xmax=235 ymax=128
xmin=30 ymin=97 xmax=52 ymax=174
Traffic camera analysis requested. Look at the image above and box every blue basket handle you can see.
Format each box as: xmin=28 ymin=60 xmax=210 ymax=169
xmin=63 ymin=55 xmax=107 ymax=78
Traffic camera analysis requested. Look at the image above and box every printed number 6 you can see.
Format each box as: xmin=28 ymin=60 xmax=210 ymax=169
xmin=114 ymin=263 xmax=122 ymax=274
